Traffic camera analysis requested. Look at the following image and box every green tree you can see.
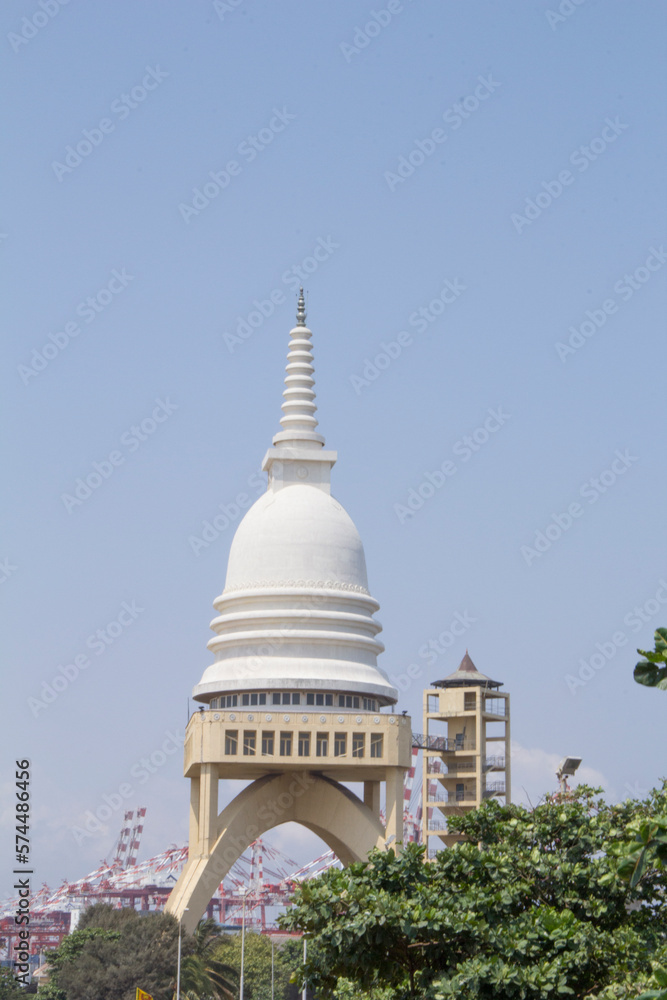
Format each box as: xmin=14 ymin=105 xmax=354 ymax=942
xmin=179 ymin=918 xmax=237 ymax=1000
xmin=634 ymin=628 xmax=667 ymax=690
xmin=35 ymin=904 xmax=183 ymax=1000
xmin=213 ymin=931 xmax=292 ymax=1000
xmin=0 ymin=967 xmax=26 ymax=1000
xmin=280 ymin=787 xmax=667 ymax=999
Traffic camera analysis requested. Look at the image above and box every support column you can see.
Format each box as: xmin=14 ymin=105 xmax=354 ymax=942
xmin=505 ymin=696 xmax=511 ymax=804
xmin=363 ymin=780 xmax=381 ymax=818
xmin=198 ymin=764 xmax=219 ymax=856
xmin=189 ymin=775 xmax=201 ymax=857
xmin=385 ymin=767 xmax=405 ymax=850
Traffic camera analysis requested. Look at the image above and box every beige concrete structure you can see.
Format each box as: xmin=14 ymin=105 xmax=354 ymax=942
xmin=421 ymin=652 xmax=510 ymax=851
xmin=167 ymin=292 xmax=411 ymax=932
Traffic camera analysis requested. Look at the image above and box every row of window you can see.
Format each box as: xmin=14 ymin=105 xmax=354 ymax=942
xmin=210 ymin=693 xmax=379 ymax=711
xmin=223 ymin=729 xmax=384 ymax=759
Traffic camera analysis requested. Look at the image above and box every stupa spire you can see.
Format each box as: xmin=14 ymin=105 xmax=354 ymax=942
xmin=273 ymin=287 xmax=324 ymax=448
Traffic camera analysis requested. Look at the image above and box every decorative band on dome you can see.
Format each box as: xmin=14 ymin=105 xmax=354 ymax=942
xmin=223 ymin=579 xmax=370 ymax=595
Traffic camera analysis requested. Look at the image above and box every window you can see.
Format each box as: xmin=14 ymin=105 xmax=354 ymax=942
xmin=259 ymin=693 xmax=266 ymax=705
xmin=261 ymin=731 xmax=274 ymax=756
xmin=334 ymin=732 xmax=346 ymax=757
xmin=316 ymin=732 xmax=328 ymax=757
xmin=455 ymin=783 xmax=465 ymax=802
xmin=464 ymin=692 xmax=476 ymax=711
xmin=280 ymin=732 xmax=292 ymax=756
xmin=210 ymin=698 xmax=218 ymax=709
xmin=325 ymin=694 xmax=333 ymax=706
xmin=352 ymin=733 xmax=365 ymax=758
xmin=225 ymin=730 xmax=238 ymax=755
xmin=306 ymin=693 xmax=315 ymax=705
xmin=338 ymin=695 xmax=345 ymax=707
xmin=250 ymin=693 xmax=258 ymax=706
xmin=315 ymin=693 xmax=324 ymax=706
xmin=292 ymin=693 xmax=301 ymax=705
xmin=273 ymin=693 xmax=281 ymax=705
xmin=226 ymin=695 xmax=237 ymax=708
xmin=370 ymin=733 xmax=383 ymax=758
xmin=298 ymin=732 xmax=310 ymax=756
xmin=282 ymin=693 xmax=291 ymax=705
xmin=242 ymin=694 xmax=250 ymax=706
xmin=243 ymin=731 xmax=256 ymax=755
xmin=363 ymin=698 xmax=377 ymax=711
xmin=353 ymin=697 xmax=360 ymax=709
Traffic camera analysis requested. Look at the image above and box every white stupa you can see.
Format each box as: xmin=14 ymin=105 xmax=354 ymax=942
xmin=192 ymin=290 xmax=397 ymax=708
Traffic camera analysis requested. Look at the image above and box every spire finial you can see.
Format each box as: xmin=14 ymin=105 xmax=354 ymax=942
xmin=296 ymin=287 xmax=306 ymax=326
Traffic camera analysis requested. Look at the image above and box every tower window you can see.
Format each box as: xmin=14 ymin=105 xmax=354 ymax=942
xmin=325 ymin=694 xmax=333 ymax=706
xmin=306 ymin=694 xmax=315 ymax=705
xmin=292 ymin=693 xmax=301 ymax=705
xmin=352 ymin=733 xmax=365 ymax=758
xmin=250 ymin=693 xmax=258 ymax=706
xmin=316 ymin=732 xmax=328 ymax=757
xmin=259 ymin=693 xmax=266 ymax=705
xmin=273 ymin=693 xmax=281 ymax=705
xmin=261 ymin=731 xmax=274 ymax=756
xmin=242 ymin=694 xmax=250 ymax=706
xmin=280 ymin=732 xmax=292 ymax=756
xmin=243 ymin=731 xmax=256 ymax=755
xmin=315 ymin=694 xmax=324 ymax=706
xmin=210 ymin=698 xmax=218 ymax=709
xmin=334 ymin=733 xmax=347 ymax=757
xmin=298 ymin=732 xmax=310 ymax=757
xmin=464 ymin=692 xmax=476 ymax=711
xmin=225 ymin=731 xmax=238 ymax=755
xmin=282 ymin=693 xmax=291 ymax=705
xmin=370 ymin=734 xmax=383 ymax=758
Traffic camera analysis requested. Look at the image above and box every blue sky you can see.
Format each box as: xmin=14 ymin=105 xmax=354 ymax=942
xmin=2 ymin=0 xmax=666 ymax=897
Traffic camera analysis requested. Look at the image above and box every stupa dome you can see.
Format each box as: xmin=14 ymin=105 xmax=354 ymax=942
xmin=192 ymin=290 xmax=397 ymax=707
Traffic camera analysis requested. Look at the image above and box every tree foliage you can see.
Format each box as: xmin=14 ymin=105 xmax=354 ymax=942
xmin=36 ymin=904 xmax=183 ymax=1000
xmin=212 ymin=930 xmax=292 ymax=1000
xmin=280 ymin=787 xmax=667 ymax=999
xmin=634 ymin=628 xmax=667 ymax=691
xmin=0 ymin=967 xmax=27 ymax=1000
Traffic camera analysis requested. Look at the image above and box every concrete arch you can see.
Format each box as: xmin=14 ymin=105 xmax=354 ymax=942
xmin=166 ymin=771 xmax=385 ymax=932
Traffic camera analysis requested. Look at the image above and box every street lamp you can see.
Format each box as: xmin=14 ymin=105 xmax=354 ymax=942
xmin=556 ymin=756 xmax=582 ymax=795
xmin=239 ymin=888 xmax=249 ymax=1000
xmin=176 ymin=908 xmax=189 ymax=1000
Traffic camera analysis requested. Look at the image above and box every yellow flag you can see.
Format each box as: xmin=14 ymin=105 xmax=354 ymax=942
xmin=136 ymin=990 xmax=153 ymax=1000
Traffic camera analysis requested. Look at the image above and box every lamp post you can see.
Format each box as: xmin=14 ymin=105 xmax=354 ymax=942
xmin=556 ymin=756 xmax=582 ymax=796
xmin=239 ymin=888 xmax=248 ymax=1000
xmin=302 ymin=938 xmax=307 ymax=1000
xmin=176 ymin=908 xmax=188 ymax=1000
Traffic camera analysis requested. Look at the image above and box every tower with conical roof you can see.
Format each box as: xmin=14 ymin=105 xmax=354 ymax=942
xmin=167 ymin=293 xmax=412 ymax=931
xmin=421 ymin=651 xmax=510 ymax=850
